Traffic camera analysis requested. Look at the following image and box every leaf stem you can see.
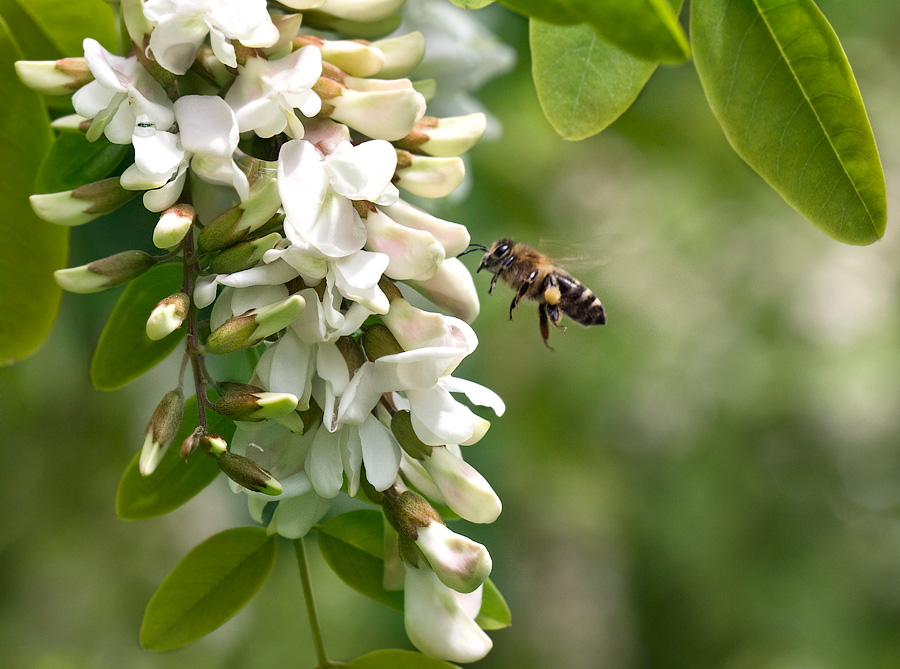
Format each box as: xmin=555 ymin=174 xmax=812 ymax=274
xmin=294 ymin=537 xmax=331 ymax=668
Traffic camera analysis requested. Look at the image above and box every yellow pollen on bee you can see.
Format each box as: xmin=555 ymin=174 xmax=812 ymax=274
xmin=544 ymin=286 xmax=561 ymax=305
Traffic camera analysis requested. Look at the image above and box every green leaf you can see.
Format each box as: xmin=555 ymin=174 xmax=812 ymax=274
xmin=531 ymin=20 xmax=658 ymax=141
xmin=116 ymin=397 xmax=234 ymax=520
xmin=317 ymin=509 xmax=404 ymax=612
xmin=0 ymin=18 xmax=66 ymax=363
xmin=35 ymin=133 xmax=130 ymax=193
xmin=90 ymin=263 xmax=186 ymax=390
xmin=317 ymin=510 xmax=512 ymax=631
xmin=500 ymin=0 xmax=579 ymax=25
xmin=4 ymin=0 xmax=118 ymax=58
xmin=141 ymin=527 xmax=277 ymax=651
xmin=691 ymin=0 xmax=886 ymax=245
xmin=450 ymin=0 xmax=494 ymax=9
xmin=348 ymin=649 xmax=460 ymax=668
xmin=562 ymin=0 xmax=690 ymax=63
xmin=475 ymin=579 xmax=512 ymax=630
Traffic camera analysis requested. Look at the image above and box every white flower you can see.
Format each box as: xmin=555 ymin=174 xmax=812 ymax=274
xmin=420 ymin=445 xmax=502 ymax=524
xmin=144 ymin=0 xmax=279 ymax=74
xmin=278 ymin=138 xmax=399 ymax=258
xmin=174 ymin=95 xmax=249 ymax=199
xmin=415 ymin=521 xmax=492 ymax=594
xmin=225 ymin=46 xmax=323 ymax=139
xmin=72 ymin=38 xmax=174 ymax=144
xmin=404 ymin=564 xmax=492 ymax=663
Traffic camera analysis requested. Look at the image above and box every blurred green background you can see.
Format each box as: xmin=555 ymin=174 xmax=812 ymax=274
xmin=4 ymin=2 xmax=900 ymax=667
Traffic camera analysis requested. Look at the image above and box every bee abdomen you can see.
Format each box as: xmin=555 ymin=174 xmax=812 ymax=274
xmin=556 ymin=274 xmax=606 ymax=326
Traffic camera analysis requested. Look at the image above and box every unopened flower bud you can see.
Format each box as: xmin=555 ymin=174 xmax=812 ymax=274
xmin=361 ymin=323 xmax=404 ymax=361
xmin=196 ymin=178 xmax=281 ymax=253
xmin=208 ymin=232 xmax=282 ymax=274
xmin=422 ymin=447 xmax=501 ymax=525
xmin=199 ymin=432 xmax=228 ymax=457
xmin=371 ymin=31 xmax=425 ymax=78
xmin=205 ymin=295 xmax=305 ymax=354
xmin=15 ymin=57 xmax=92 ymax=95
xmin=395 ymin=114 xmax=486 ymax=158
xmin=383 ymin=489 xmax=440 ymax=538
xmin=50 ymin=114 xmax=91 ymax=133
xmin=30 ymin=177 xmax=136 ymax=226
xmin=392 ymin=410 xmax=433 ymax=459
xmin=306 ymin=36 xmax=384 ymax=77
xmin=213 ymin=390 xmax=299 ymax=422
xmin=217 ymin=451 xmax=283 ymax=495
xmin=407 ymin=258 xmax=479 ymax=324
xmin=394 ymin=151 xmax=465 ymax=198
xmin=380 ymin=200 xmax=470 ymax=257
xmin=322 ymin=78 xmax=426 ymax=141
xmin=364 ymin=209 xmax=443 ymax=281
xmin=153 ymin=204 xmax=194 ymax=249
xmin=55 ymin=250 xmax=156 ymax=294
xmin=140 ymin=387 xmax=185 ymax=476
xmin=146 ymin=292 xmax=189 ymax=340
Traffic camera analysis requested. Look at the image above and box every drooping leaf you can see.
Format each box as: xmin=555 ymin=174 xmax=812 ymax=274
xmin=531 ymin=20 xmax=658 ymax=141
xmin=5 ymin=0 xmax=117 ymax=57
xmin=35 ymin=133 xmax=130 ymax=193
xmin=317 ymin=509 xmax=405 ymax=612
xmin=562 ymin=0 xmax=690 ymax=63
xmin=116 ymin=396 xmax=234 ymax=520
xmin=475 ymin=578 xmax=512 ymax=630
xmin=691 ymin=0 xmax=886 ymax=245
xmin=500 ymin=0 xmax=579 ymax=25
xmin=140 ymin=527 xmax=277 ymax=651
xmin=90 ymin=262 xmax=186 ymax=390
xmin=317 ymin=510 xmax=512 ymax=631
xmin=0 ymin=18 xmax=66 ymax=363
xmin=348 ymin=649 xmax=460 ymax=669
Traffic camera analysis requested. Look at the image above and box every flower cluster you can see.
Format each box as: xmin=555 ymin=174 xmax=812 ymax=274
xmin=18 ymin=0 xmax=506 ymax=662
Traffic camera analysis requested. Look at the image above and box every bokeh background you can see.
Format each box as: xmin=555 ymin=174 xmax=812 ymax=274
xmin=4 ymin=1 xmax=900 ymax=667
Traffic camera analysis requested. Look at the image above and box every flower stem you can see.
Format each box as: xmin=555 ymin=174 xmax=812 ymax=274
xmin=294 ymin=537 xmax=331 ymax=668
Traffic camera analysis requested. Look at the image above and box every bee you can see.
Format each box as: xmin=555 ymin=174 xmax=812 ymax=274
xmin=472 ymin=238 xmax=606 ymax=350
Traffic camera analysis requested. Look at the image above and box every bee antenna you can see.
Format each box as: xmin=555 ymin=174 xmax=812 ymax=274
xmin=457 ymin=243 xmax=488 ymax=257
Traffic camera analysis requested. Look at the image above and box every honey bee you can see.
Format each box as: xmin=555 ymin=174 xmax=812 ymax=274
xmin=472 ymin=238 xmax=606 ymax=349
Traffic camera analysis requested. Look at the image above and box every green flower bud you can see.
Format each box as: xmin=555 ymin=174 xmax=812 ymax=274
xmin=153 ymin=204 xmax=194 ymax=249
xmin=208 ymin=232 xmax=281 ymax=274
xmin=140 ymin=387 xmax=185 ymax=476
xmin=55 ymin=251 xmax=156 ymax=294
xmin=371 ymin=31 xmax=425 ymax=79
xmin=205 ymin=295 xmax=304 ymax=354
xmin=391 ymin=410 xmax=432 ymax=459
xmin=361 ymin=323 xmax=404 ymax=361
xmin=196 ymin=178 xmax=281 ymax=253
xmin=382 ymin=489 xmax=442 ymax=539
xmin=30 ymin=177 xmax=136 ymax=226
xmin=15 ymin=57 xmax=92 ymax=95
xmin=394 ymin=114 xmax=486 ymax=158
xmin=146 ymin=292 xmax=189 ymax=340
xmin=217 ymin=451 xmax=283 ymax=495
xmin=213 ymin=390 xmax=299 ymax=422
xmin=199 ymin=432 xmax=228 ymax=457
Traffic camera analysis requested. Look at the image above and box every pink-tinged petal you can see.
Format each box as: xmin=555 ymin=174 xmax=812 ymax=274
xmin=364 ymin=209 xmax=444 ymax=281
xmin=404 ymin=566 xmax=492 ymax=663
xmin=379 ymin=200 xmax=470 ymax=257
xmin=415 ymin=522 xmax=491 ymax=593
xmin=359 ymin=415 xmax=401 ymax=491
xmin=407 ymin=258 xmax=479 ymax=324
xmin=325 ymin=140 xmax=397 ymax=201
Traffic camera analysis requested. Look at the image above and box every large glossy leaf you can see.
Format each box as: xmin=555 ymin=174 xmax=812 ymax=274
xmin=348 ymin=649 xmax=459 ymax=668
xmin=500 ymin=0 xmax=579 ymax=25
xmin=318 ymin=509 xmax=405 ymax=612
xmin=116 ymin=396 xmax=234 ymax=520
xmin=562 ymin=0 xmax=689 ymax=63
xmin=317 ymin=510 xmax=512 ymax=631
xmin=141 ymin=527 xmax=277 ymax=651
xmin=0 ymin=18 xmax=65 ymax=364
xmin=531 ymin=20 xmax=658 ymax=141
xmin=90 ymin=262 xmax=186 ymax=390
xmin=691 ymin=0 xmax=886 ymax=245
xmin=35 ymin=133 xmax=130 ymax=193
xmin=3 ymin=0 xmax=117 ymax=58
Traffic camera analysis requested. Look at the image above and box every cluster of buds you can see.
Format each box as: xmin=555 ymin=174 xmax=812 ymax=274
xmin=18 ymin=0 xmax=512 ymax=662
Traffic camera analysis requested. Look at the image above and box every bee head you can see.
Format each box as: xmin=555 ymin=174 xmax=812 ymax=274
xmin=477 ymin=238 xmax=514 ymax=272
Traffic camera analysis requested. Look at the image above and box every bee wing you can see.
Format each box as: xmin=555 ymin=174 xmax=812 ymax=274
xmin=538 ymin=237 xmax=607 ymax=271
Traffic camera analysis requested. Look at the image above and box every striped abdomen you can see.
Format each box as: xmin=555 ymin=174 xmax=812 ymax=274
xmin=553 ymin=273 xmax=606 ymax=326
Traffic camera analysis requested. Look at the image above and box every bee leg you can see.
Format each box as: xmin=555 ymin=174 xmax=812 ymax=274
xmin=509 ymin=273 xmax=534 ymax=320
xmin=489 ymin=272 xmax=499 ymax=294
xmin=547 ymin=303 xmax=566 ymax=332
xmin=538 ymin=303 xmax=554 ymax=351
